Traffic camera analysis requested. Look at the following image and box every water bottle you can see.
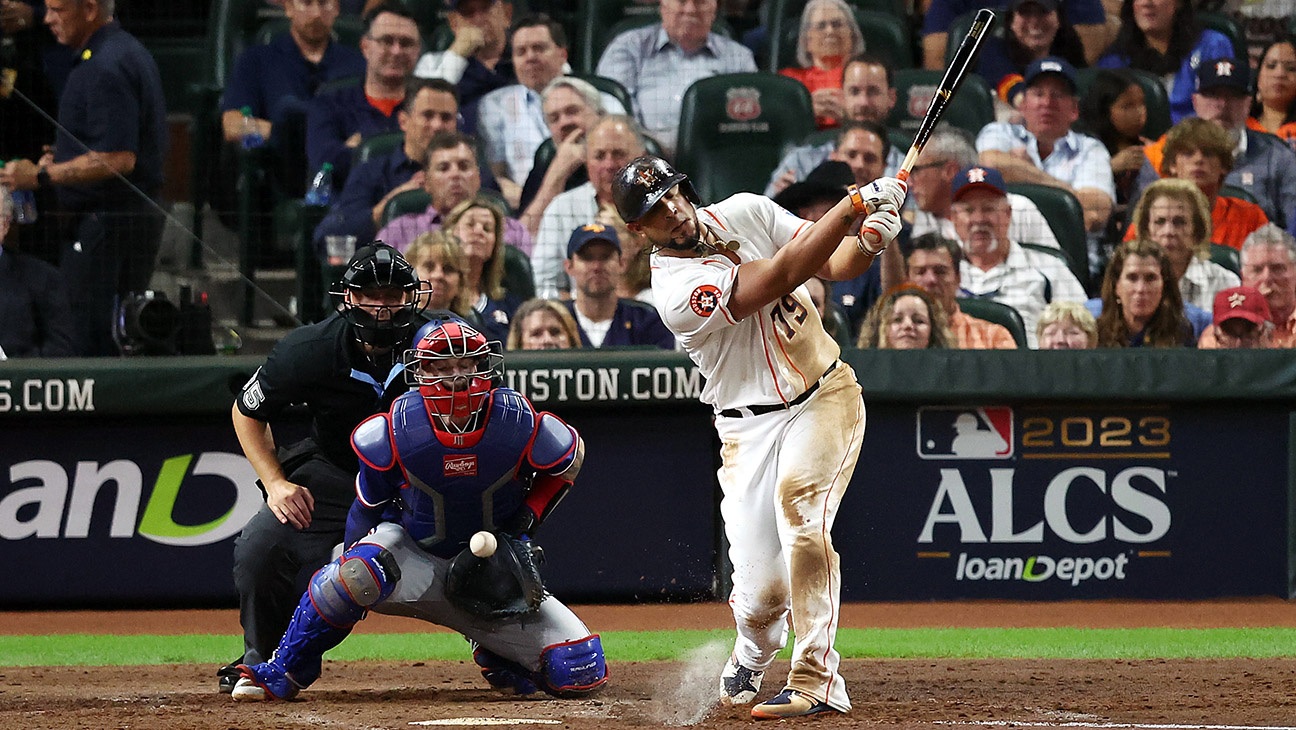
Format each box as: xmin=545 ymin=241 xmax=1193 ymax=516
xmin=304 ymin=162 xmax=334 ymax=207
xmin=239 ymin=106 xmax=264 ymax=149
xmin=6 ymin=161 xmax=36 ymax=224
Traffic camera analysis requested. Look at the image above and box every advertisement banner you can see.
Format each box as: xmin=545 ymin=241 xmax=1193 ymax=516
xmin=837 ymin=403 xmax=1291 ymax=599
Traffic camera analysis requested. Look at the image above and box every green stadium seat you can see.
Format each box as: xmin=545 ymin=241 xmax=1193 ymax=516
xmin=1007 ymin=183 xmax=1091 ymax=292
xmin=572 ymin=73 xmax=635 ymax=116
xmin=382 ymin=189 xmax=434 ymax=227
xmin=1198 ymin=12 xmax=1249 ymax=64
xmin=1220 ymin=184 xmax=1260 ymax=205
xmin=888 ymin=69 xmax=994 ymax=138
xmin=354 ymin=132 xmax=406 ymax=167
xmin=1210 ymin=243 xmax=1241 ymax=276
xmin=955 ymin=297 xmax=1029 ymax=348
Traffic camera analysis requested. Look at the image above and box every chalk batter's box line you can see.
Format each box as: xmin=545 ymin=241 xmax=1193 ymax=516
xmin=936 ymin=721 xmax=1296 ymax=730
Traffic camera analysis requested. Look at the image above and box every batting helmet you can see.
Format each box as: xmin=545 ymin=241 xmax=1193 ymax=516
xmin=612 ymin=155 xmax=700 ymax=223
xmin=329 ymin=242 xmax=428 ymax=349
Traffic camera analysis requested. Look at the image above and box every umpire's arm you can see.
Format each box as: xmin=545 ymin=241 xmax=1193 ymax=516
xmin=232 ymin=404 xmax=316 ymax=529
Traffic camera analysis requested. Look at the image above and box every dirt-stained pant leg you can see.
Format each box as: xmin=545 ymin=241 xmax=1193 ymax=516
xmin=775 ymin=364 xmax=864 ymax=713
xmin=361 ymin=523 xmax=594 ymax=672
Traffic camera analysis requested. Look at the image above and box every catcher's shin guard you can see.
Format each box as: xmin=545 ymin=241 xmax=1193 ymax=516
xmin=537 ymin=636 xmax=607 ymax=697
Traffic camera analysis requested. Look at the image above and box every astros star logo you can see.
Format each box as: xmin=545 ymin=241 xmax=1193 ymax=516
xmin=967 ymin=168 xmax=987 ymax=183
xmin=637 ymin=168 xmax=659 ymax=187
xmin=1216 ymin=60 xmax=1234 ymax=76
xmin=1229 ymin=291 xmax=1247 ymax=308
xmin=581 ymin=223 xmax=606 ymax=233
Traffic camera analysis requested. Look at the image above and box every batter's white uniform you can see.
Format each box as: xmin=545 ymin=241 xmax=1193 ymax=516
xmin=651 ymin=193 xmax=865 ymax=713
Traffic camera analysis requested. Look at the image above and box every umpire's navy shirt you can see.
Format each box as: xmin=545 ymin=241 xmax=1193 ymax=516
xmin=306 ymin=83 xmax=403 ymax=188
xmin=566 ymin=299 xmax=677 ymax=350
xmin=53 ymin=21 xmax=166 ymax=211
xmin=221 ymin=32 xmax=365 ymax=122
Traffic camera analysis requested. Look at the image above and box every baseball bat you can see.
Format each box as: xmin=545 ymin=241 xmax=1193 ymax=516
xmin=896 ymin=8 xmax=997 ymax=183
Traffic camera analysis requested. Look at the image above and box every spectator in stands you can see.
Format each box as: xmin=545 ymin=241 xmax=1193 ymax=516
xmin=1036 ymin=300 xmax=1098 ymax=348
xmin=518 ymin=77 xmax=608 ymax=232
xmin=506 ymin=297 xmax=582 ymax=350
xmin=562 ymin=224 xmax=675 ymax=349
xmin=592 ymin=203 xmax=653 ymax=304
xmin=976 ymin=57 xmax=1115 ymax=234
xmin=907 ymin=233 xmax=1018 ymax=349
xmin=1091 ymin=238 xmax=1195 ymax=347
xmin=595 ymin=0 xmax=757 ymax=157
xmin=1 ymin=0 xmax=167 ymax=356
xmin=949 ymin=165 xmax=1088 ymax=347
xmin=801 ymin=276 xmax=842 ymax=342
xmin=1076 ymin=68 xmax=1148 ymax=227
xmin=857 ymin=285 xmax=954 ymax=350
xmin=1096 ymin=0 xmax=1233 ymax=123
xmin=1129 ymin=178 xmax=1238 ymax=313
xmin=975 ymin=0 xmax=1087 ymax=119
xmin=306 ymin=2 xmax=420 ymax=191
xmin=0 ymin=190 xmax=75 ymax=358
xmin=921 ymin=0 xmax=1112 ymax=70
xmin=1150 ymin=118 xmax=1269 ymax=250
xmin=1204 ymin=285 xmax=1275 ymax=349
xmin=221 ymin=0 xmax=364 ymax=148
xmin=532 ymin=115 xmax=645 ymax=300
xmin=908 ymin=127 xmax=1061 ymax=250
xmin=766 ymin=53 xmax=902 ymax=197
xmin=779 ymin=0 xmax=865 ymax=130
xmin=444 ymin=195 xmax=524 ymax=342
xmin=403 ymin=229 xmax=482 ymax=328
xmin=312 ymin=78 xmax=461 ymax=254
xmin=1198 ymin=224 xmax=1296 ymax=348
xmin=1250 ymin=36 xmax=1296 ymax=149
xmin=375 ymin=131 xmax=531 ymax=254
xmin=415 ymin=0 xmax=515 ymax=131
xmin=1 ymin=0 xmax=60 ymax=162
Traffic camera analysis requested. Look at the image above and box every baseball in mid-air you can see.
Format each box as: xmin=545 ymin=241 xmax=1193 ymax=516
xmin=470 ymin=530 xmax=498 ymax=558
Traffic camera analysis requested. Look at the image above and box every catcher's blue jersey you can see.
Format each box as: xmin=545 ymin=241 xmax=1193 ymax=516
xmin=351 ymin=387 xmax=578 ymax=558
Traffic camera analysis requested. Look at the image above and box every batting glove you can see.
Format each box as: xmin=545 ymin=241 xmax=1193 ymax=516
xmin=862 ymin=177 xmax=908 ymax=213
xmin=857 ymin=202 xmax=901 ymax=255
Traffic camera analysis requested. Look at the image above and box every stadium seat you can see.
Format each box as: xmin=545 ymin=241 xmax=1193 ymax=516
xmin=825 ymin=303 xmax=855 ymax=348
xmin=888 ymin=69 xmax=994 ymax=138
xmin=382 ymin=189 xmax=434 ymax=227
xmin=572 ymin=73 xmax=636 ymax=117
xmin=531 ymin=124 xmax=665 ymax=176
xmin=1210 ymin=243 xmax=1241 ymax=276
xmin=503 ymin=245 xmax=537 ymax=301
xmin=955 ymin=297 xmax=1028 ymax=348
xmin=676 ymin=73 xmax=816 ymax=203
xmin=1198 ymin=12 xmax=1249 ymax=64
xmin=354 ymin=132 xmax=406 ymax=167
xmin=1219 ymin=184 xmax=1261 ymax=206
xmin=1018 ymin=242 xmax=1086 ymax=302
xmin=944 ymin=9 xmax=1005 ymax=67
xmin=1076 ymin=67 xmax=1172 ymax=140
xmin=1006 ymin=183 xmax=1091 ymax=292
xmin=770 ymin=8 xmax=914 ymax=73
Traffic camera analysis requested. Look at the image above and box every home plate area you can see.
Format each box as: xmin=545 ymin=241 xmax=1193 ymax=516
xmin=3 ymin=657 xmax=1296 ymax=730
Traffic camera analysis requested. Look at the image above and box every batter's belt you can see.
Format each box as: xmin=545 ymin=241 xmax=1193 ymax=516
xmin=718 ymin=361 xmax=839 ymax=418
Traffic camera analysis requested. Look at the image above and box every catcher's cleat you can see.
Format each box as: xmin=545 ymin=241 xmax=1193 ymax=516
xmin=232 ymin=663 xmax=302 ymax=702
xmin=750 ymin=689 xmax=843 ymax=720
xmin=217 ymin=659 xmax=243 ymax=694
xmin=473 ymin=645 xmax=539 ymax=695
xmin=720 ymin=655 xmax=763 ymax=705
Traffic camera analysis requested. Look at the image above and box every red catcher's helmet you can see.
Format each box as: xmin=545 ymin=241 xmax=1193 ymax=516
xmin=404 ymin=321 xmax=504 ymax=433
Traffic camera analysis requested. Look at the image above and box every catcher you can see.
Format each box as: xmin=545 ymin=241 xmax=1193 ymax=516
xmin=232 ymin=321 xmax=606 ymax=702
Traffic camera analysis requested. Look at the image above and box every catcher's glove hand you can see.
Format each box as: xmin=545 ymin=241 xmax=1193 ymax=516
xmin=445 ymin=532 xmax=545 ymax=620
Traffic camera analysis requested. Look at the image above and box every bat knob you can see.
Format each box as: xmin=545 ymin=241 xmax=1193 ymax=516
xmin=896 ymin=169 xmax=910 ymax=184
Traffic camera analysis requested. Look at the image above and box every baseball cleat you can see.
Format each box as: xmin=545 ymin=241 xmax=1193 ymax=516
xmin=479 ymin=667 xmax=540 ymax=695
xmin=217 ymin=660 xmax=243 ymax=694
xmin=232 ymin=663 xmax=302 ymax=702
xmin=720 ymin=655 xmax=763 ymax=705
xmin=750 ymin=689 xmax=843 ymax=720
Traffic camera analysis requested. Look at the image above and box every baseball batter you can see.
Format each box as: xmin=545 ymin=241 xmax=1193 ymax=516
xmin=614 ymin=156 xmax=906 ymax=719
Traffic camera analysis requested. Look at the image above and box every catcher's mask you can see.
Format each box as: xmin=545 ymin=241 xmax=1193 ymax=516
xmin=612 ymin=155 xmax=700 ymax=224
xmin=404 ymin=321 xmax=504 ymax=433
xmin=329 ymin=243 xmax=429 ymax=351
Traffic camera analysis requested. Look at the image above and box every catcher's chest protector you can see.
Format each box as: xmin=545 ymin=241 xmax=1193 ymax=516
xmin=387 ymin=389 xmax=538 ymax=557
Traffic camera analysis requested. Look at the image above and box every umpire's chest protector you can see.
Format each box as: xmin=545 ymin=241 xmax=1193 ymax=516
xmin=387 ymin=389 xmax=538 ymax=555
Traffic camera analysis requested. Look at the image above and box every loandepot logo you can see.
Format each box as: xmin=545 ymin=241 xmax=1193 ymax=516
xmin=0 ymin=453 xmax=261 ymax=546
xmin=955 ymin=551 xmax=1131 ymax=586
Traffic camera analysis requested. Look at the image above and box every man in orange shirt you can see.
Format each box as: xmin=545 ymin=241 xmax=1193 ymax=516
xmin=1198 ymin=224 xmax=1296 ymax=348
xmin=906 ymin=233 xmax=1018 ymax=349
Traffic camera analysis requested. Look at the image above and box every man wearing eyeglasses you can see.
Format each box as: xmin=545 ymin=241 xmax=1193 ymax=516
xmin=306 ymin=1 xmax=422 ymax=193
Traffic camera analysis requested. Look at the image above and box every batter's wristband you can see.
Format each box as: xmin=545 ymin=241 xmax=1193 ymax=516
xmin=846 ymin=184 xmax=870 ymax=216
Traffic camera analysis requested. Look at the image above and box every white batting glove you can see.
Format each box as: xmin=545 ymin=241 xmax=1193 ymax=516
xmin=861 ymin=176 xmax=908 ymax=213
xmin=857 ymin=202 xmax=901 ymax=255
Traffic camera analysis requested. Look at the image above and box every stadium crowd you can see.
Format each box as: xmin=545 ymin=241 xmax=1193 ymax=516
xmin=3 ymin=0 xmax=1296 ymax=357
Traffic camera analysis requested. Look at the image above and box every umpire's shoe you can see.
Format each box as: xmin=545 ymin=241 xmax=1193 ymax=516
xmin=750 ymin=689 xmax=844 ymax=720
xmin=217 ymin=660 xmax=243 ymax=694
xmin=232 ymin=663 xmax=302 ymax=702
xmin=720 ymin=655 xmax=763 ymax=705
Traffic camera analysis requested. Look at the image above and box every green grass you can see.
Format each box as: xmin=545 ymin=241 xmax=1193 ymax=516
xmin=4 ymin=628 xmax=1296 ymax=667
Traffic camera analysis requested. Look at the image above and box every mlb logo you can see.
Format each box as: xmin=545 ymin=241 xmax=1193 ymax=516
xmin=725 ymin=87 xmax=762 ymax=121
xmin=916 ymin=406 xmax=1014 ymax=460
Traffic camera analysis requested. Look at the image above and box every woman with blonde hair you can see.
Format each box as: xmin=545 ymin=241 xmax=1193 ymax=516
xmin=403 ymin=230 xmax=477 ymax=322
xmin=1036 ymin=301 xmax=1098 ymax=349
xmin=857 ymin=285 xmax=953 ymax=350
xmin=506 ymin=298 xmax=583 ymax=351
xmin=444 ymin=195 xmax=525 ymax=342
xmin=779 ymin=0 xmax=865 ymax=129
xmin=1130 ymin=178 xmax=1239 ymax=315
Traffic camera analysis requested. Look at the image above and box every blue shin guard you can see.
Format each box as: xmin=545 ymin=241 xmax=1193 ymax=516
xmin=537 ymin=636 xmax=607 ymax=698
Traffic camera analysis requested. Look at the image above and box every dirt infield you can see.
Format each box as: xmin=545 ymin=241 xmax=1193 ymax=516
xmin=4 ymin=601 xmax=1296 ymax=730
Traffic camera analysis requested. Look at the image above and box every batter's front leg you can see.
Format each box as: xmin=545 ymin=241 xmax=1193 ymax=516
xmin=773 ymin=370 xmax=865 ymax=713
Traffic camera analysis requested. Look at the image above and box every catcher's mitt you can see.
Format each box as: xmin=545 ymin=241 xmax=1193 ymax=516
xmin=445 ymin=532 xmax=545 ymax=620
